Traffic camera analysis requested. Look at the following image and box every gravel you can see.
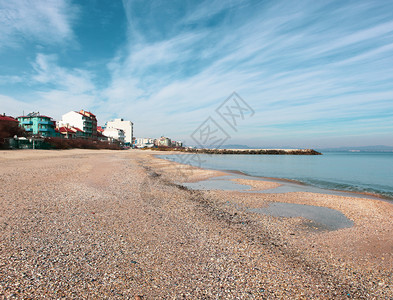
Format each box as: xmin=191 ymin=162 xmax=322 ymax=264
xmin=0 ymin=149 xmax=392 ymax=299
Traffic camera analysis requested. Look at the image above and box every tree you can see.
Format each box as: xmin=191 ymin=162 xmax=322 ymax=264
xmin=0 ymin=117 xmax=26 ymax=149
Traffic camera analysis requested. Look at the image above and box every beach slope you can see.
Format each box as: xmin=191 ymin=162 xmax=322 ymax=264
xmin=0 ymin=149 xmax=391 ymax=298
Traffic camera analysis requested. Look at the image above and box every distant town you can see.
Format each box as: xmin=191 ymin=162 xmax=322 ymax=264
xmin=0 ymin=110 xmax=182 ymax=150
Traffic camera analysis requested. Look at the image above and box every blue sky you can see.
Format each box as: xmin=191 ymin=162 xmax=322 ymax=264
xmin=1 ymin=0 xmax=393 ymax=148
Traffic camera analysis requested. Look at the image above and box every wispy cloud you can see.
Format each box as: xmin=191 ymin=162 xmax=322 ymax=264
xmin=0 ymin=94 xmax=33 ymax=116
xmin=10 ymin=53 xmax=99 ymax=119
xmin=0 ymin=0 xmax=77 ymax=50
xmin=110 ymin=0 xmax=393 ymax=145
xmin=1 ymin=0 xmax=393 ymax=147
xmin=32 ymin=53 xmax=95 ymax=94
xmin=0 ymin=75 xmax=23 ymax=84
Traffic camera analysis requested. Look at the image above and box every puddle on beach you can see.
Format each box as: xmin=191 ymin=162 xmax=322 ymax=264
xmin=181 ymin=175 xmax=354 ymax=231
xmin=181 ymin=176 xmax=251 ymax=191
xmin=249 ymin=202 xmax=354 ymax=231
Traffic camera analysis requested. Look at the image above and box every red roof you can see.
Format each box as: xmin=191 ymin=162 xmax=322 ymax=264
xmin=0 ymin=115 xmax=18 ymax=122
xmin=78 ymin=110 xmax=96 ymax=118
xmin=59 ymin=127 xmax=75 ymax=133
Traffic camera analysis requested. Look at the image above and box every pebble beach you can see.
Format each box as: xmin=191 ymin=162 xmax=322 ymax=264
xmin=0 ymin=149 xmax=392 ymax=299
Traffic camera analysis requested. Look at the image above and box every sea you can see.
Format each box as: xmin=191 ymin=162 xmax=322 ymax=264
xmin=158 ymin=152 xmax=393 ymax=199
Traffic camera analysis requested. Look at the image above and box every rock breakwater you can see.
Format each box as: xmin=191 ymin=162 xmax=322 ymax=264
xmin=174 ymin=148 xmax=322 ymax=155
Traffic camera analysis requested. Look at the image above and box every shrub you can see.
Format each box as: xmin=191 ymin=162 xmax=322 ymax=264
xmin=44 ymin=137 xmax=122 ymax=150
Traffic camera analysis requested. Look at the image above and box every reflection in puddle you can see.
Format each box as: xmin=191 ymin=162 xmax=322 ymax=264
xmin=249 ymin=202 xmax=353 ymax=231
xmin=181 ymin=176 xmax=251 ymax=191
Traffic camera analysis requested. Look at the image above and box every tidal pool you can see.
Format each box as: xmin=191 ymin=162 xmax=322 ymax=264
xmin=249 ymin=202 xmax=354 ymax=231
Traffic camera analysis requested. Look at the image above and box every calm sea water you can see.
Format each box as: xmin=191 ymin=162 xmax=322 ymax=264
xmin=159 ymin=152 xmax=393 ymax=199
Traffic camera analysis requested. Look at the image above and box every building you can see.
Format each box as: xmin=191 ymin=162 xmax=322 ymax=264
xmin=58 ymin=126 xmax=75 ymax=139
xmin=1 ymin=114 xmax=21 ymax=148
xmin=17 ymin=112 xmax=58 ymax=137
xmin=0 ymin=114 xmax=19 ymax=137
xmin=59 ymin=109 xmax=97 ymax=139
xmin=105 ymin=118 xmax=133 ymax=146
xmin=103 ymin=127 xmax=125 ymax=143
xmin=96 ymin=126 xmax=107 ymax=141
xmin=171 ymin=140 xmax=183 ymax=148
xmin=57 ymin=126 xmax=85 ymax=139
xmin=135 ymin=137 xmax=155 ymax=148
xmin=155 ymin=136 xmax=171 ymax=147
xmin=97 ymin=126 xmax=105 ymax=134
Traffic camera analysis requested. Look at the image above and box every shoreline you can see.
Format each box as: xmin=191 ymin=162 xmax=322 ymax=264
xmin=226 ymin=170 xmax=393 ymax=202
xmin=155 ymin=152 xmax=393 ymax=201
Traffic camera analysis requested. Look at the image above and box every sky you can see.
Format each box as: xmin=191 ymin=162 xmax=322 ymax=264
xmin=1 ymin=0 xmax=393 ymax=148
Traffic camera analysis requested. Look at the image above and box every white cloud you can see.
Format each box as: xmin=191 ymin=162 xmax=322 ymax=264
xmin=34 ymin=90 xmax=97 ymax=120
xmin=4 ymin=53 xmax=100 ymax=121
xmin=0 ymin=0 xmax=77 ymax=50
xmin=0 ymin=94 xmax=35 ymax=116
xmin=2 ymin=0 xmax=393 ymax=147
xmin=32 ymin=53 xmax=95 ymax=94
xmin=0 ymin=75 xmax=23 ymax=84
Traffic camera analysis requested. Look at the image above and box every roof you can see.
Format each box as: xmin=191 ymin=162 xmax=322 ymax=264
xmin=78 ymin=109 xmax=96 ymax=118
xmin=0 ymin=115 xmax=18 ymax=122
xmin=85 ymin=111 xmax=96 ymax=117
xmin=17 ymin=115 xmax=53 ymax=120
xmin=58 ymin=127 xmax=75 ymax=133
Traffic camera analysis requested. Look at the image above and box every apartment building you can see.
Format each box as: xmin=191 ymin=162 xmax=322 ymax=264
xmin=17 ymin=112 xmax=58 ymax=137
xmin=59 ymin=109 xmax=97 ymax=139
xmin=105 ymin=118 xmax=133 ymax=146
xmin=102 ymin=127 xmax=125 ymax=143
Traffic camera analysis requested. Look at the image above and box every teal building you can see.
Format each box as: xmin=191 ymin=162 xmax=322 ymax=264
xmin=17 ymin=112 xmax=58 ymax=137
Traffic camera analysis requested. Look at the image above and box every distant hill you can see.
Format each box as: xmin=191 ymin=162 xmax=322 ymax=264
xmin=318 ymin=145 xmax=393 ymax=152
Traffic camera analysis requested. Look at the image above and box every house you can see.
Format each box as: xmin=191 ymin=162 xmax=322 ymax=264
xmin=58 ymin=126 xmax=76 ymax=139
xmin=96 ymin=126 xmax=107 ymax=141
xmin=97 ymin=126 xmax=105 ymax=134
xmin=105 ymin=118 xmax=133 ymax=146
xmin=17 ymin=112 xmax=58 ymax=137
xmin=0 ymin=114 xmax=19 ymax=137
xmin=59 ymin=109 xmax=97 ymax=139
xmin=102 ymin=127 xmax=125 ymax=143
xmin=0 ymin=114 xmax=22 ymax=148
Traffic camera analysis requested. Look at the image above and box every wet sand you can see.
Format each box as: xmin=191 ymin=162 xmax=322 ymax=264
xmin=0 ymin=149 xmax=392 ymax=298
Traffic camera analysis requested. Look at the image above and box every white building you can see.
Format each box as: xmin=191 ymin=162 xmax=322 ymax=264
xmin=171 ymin=140 xmax=183 ymax=147
xmin=103 ymin=127 xmax=125 ymax=143
xmin=106 ymin=118 xmax=133 ymax=146
xmin=135 ymin=137 xmax=155 ymax=148
xmin=59 ymin=110 xmax=97 ymax=139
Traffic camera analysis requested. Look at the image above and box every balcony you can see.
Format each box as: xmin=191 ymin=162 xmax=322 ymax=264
xmin=21 ymin=121 xmax=33 ymax=125
xmin=25 ymin=128 xmax=33 ymax=132
xmin=38 ymin=121 xmax=53 ymax=125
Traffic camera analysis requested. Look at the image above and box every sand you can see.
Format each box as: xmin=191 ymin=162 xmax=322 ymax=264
xmin=0 ymin=149 xmax=392 ymax=299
